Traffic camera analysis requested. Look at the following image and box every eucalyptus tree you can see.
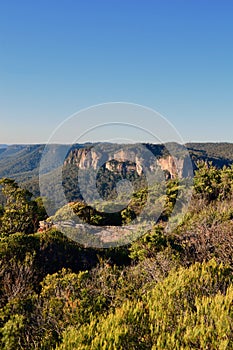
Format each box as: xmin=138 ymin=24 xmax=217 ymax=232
xmin=0 ymin=178 xmax=44 ymax=235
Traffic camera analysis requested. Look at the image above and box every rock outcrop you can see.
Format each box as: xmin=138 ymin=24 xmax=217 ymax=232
xmin=64 ymin=145 xmax=193 ymax=179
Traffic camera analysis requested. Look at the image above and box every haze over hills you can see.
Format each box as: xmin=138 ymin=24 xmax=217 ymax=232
xmin=0 ymin=142 xmax=233 ymax=199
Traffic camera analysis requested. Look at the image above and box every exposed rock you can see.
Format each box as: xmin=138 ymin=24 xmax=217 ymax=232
xmin=64 ymin=146 xmax=193 ymax=179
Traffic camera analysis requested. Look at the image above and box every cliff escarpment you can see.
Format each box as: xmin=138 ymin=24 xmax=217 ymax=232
xmin=64 ymin=144 xmax=193 ymax=179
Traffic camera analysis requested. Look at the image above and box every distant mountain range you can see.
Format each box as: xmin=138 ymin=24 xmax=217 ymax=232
xmin=0 ymin=142 xmax=233 ymax=199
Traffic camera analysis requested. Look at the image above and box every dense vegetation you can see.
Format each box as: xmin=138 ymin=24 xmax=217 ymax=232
xmin=0 ymin=159 xmax=233 ymax=349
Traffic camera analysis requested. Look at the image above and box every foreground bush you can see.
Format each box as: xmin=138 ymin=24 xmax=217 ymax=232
xmin=57 ymin=260 xmax=233 ymax=350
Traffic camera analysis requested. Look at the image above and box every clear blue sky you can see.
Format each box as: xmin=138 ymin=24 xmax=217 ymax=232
xmin=0 ymin=0 xmax=232 ymax=143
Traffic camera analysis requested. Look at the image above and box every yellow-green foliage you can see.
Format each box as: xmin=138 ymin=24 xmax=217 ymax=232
xmin=0 ymin=314 xmax=25 ymax=350
xmin=57 ymin=260 xmax=233 ymax=350
xmin=147 ymin=259 xmax=233 ymax=349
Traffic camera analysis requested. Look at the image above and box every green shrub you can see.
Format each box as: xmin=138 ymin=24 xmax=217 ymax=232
xmin=57 ymin=260 xmax=233 ymax=350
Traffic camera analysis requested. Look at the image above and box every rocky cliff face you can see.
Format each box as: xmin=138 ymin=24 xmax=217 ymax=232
xmin=64 ymin=146 xmax=193 ymax=179
xmin=157 ymin=155 xmax=193 ymax=178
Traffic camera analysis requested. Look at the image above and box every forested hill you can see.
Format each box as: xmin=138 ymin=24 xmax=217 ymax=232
xmin=186 ymin=142 xmax=233 ymax=166
xmin=0 ymin=142 xmax=233 ymax=197
xmin=0 ymin=144 xmax=44 ymax=178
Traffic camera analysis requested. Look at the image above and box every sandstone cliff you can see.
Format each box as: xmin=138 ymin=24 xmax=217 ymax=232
xmin=64 ymin=145 xmax=193 ymax=179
